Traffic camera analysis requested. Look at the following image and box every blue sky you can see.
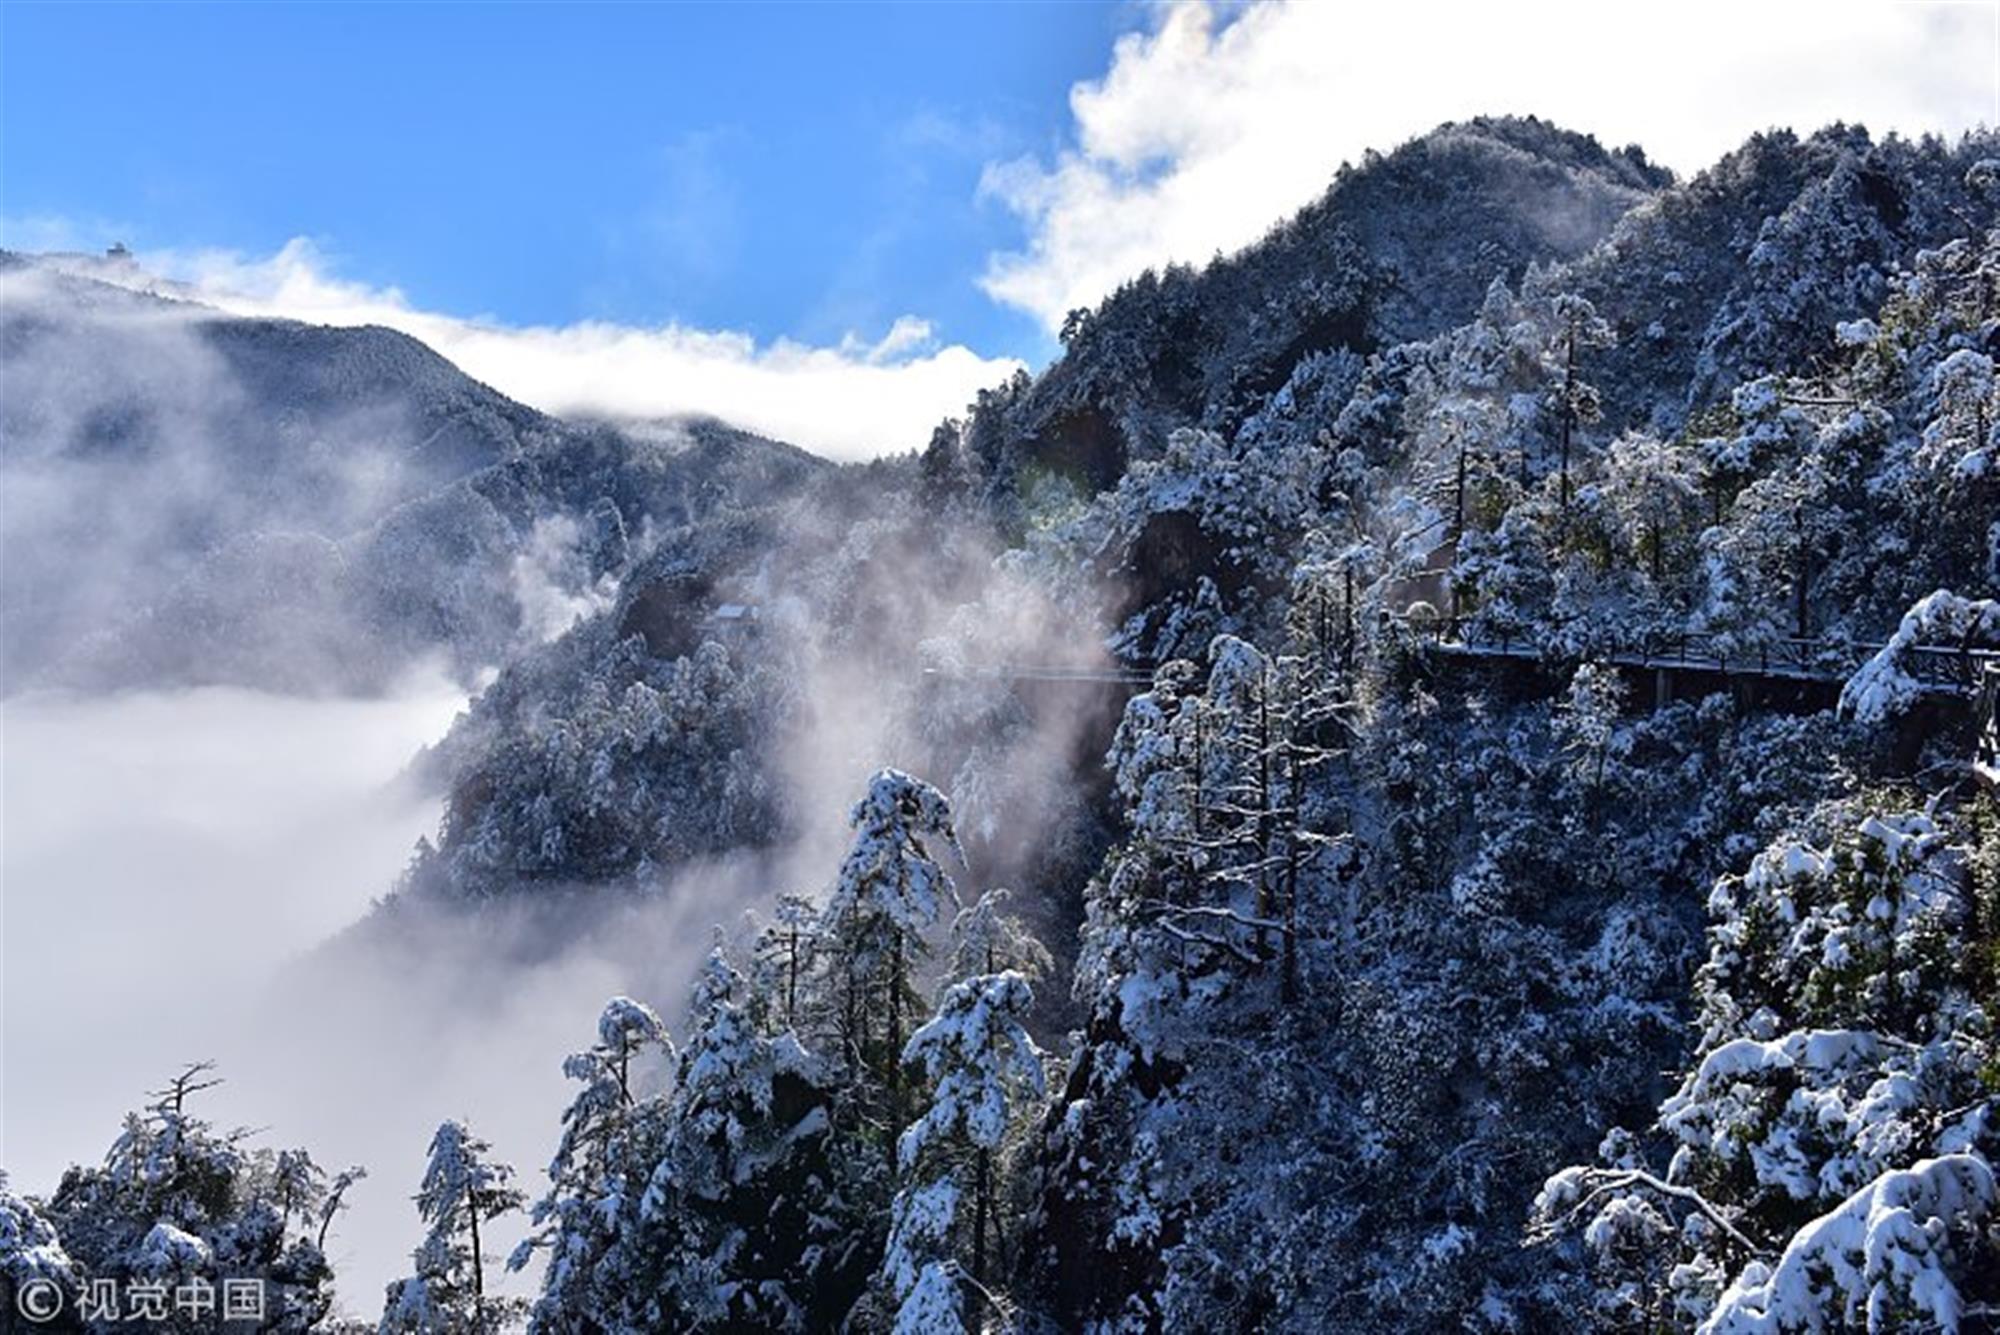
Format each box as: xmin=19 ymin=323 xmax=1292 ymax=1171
xmin=1 ymin=2 xmax=1129 ymax=361
xmin=4 ymin=1 xmax=1993 ymax=458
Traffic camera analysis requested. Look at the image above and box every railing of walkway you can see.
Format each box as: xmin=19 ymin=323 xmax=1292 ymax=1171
xmin=926 ymin=621 xmax=2000 ymax=701
xmin=1388 ymin=613 xmax=2000 ymax=695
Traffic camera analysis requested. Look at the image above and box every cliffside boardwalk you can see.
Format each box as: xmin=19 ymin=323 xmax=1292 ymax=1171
xmin=936 ymin=619 xmax=1999 ymax=705
xmin=1390 ymin=613 xmax=2000 ymax=698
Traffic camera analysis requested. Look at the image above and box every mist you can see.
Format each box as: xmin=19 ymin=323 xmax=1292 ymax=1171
xmin=0 ymin=677 xmax=452 ymax=1301
xmin=27 ymin=244 xmax=1025 ymax=467
xmin=0 ymin=264 xmax=492 ymax=693
xmin=0 ymin=668 xmax=846 ymax=1316
xmin=0 ymin=251 xmax=1125 ymax=1322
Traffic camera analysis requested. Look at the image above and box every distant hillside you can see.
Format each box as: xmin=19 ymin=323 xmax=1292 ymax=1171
xmin=0 ymin=257 xmax=829 ymax=691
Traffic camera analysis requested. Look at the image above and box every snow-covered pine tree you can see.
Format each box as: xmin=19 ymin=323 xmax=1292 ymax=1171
xmin=380 ymin=1120 xmax=526 ymax=1335
xmin=1531 ymin=795 xmax=2000 ymax=1329
xmin=751 ymin=892 xmax=822 ymax=1033
xmin=316 ymin=1165 xmax=367 ymax=1254
xmin=944 ymin=888 xmax=1053 ymax=987
xmin=1541 ymin=291 xmax=1617 ymax=512
xmin=32 ymin=1063 xmax=344 ymax=1333
xmin=0 ymin=1172 xmax=80 ymax=1322
xmin=919 ymin=418 xmax=975 ymax=510
xmin=509 ymin=996 xmax=671 ymax=1332
xmin=1170 ymin=636 xmax=1350 ymax=1004
xmin=268 ymin=1150 xmax=324 ymax=1239
xmin=1589 ymin=433 xmax=1705 ymax=593
xmin=816 ymin=769 xmax=966 ymax=1171
xmin=631 ymin=941 xmax=846 ymax=1331
xmin=891 ymin=970 xmax=1046 ymax=1312
xmin=1554 ymin=661 xmax=1626 ymax=848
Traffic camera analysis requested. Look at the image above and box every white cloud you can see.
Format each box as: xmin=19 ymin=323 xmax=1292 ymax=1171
xmin=981 ymin=0 xmax=2000 ymax=333
xmin=58 ymin=239 xmax=1021 ymax=463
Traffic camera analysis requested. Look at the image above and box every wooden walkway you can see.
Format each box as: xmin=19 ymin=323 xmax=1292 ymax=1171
xmin=1391 ymin=615 xmax=2000 ymax=697
xmin=931 ymin=627 xmax=1999 ymax=698
xmin=928 ymin=623 xmax=2000 ymax=784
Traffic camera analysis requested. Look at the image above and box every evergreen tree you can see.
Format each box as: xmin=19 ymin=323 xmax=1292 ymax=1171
xmin=510 ymin=997 xmax=671 ymax=1332
xmin=0 ymin=1173 xmax=80 ymax=1324
xmin=1542 ymin=291 xmax=1616 ymax=511
xmin=1175 ymin=637 xmax=1349 ymax=1004
xmin=33 ymin=1064 xmax=344 ymax=1333
xmin=631 ymin=942 xmax=846 ymax=1332
xmin=1533 ymin=797 xmax=2000 ymax=1329
xmin=381 ymin=1121 xmax=526 ymax=1334
xmin=816 ymin=769 xmax=966 ymax=1170
xmin=895 ymin=972 xmax=1046 ymax=1300
xmin=877 ymin=1181 xmax=965 ymax=1335
xmin=918 ymin=419 xmax=974 ymax=510
xmin=944 ymin=887 xmax=1053 ymax=986
xmin=315 ymin=1166 xmax=367 ymax=1254
xmin=751 ymin=892 xmax=822 ymax=1032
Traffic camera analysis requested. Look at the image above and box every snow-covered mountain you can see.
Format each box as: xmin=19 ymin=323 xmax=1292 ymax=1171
xmin=6 ymin=116 xmax=1998 ymax=1333
xmin=0 ymin=254 xmax=826 ymax=691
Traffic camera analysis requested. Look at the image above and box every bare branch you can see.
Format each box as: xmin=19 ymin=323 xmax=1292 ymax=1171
xmin=1539 ymin=1168 xmax=1766 ymax=1259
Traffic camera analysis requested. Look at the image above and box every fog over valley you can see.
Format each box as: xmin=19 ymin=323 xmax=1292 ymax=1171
xmin=3 ymin=678 xmax=469 ymax=1303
